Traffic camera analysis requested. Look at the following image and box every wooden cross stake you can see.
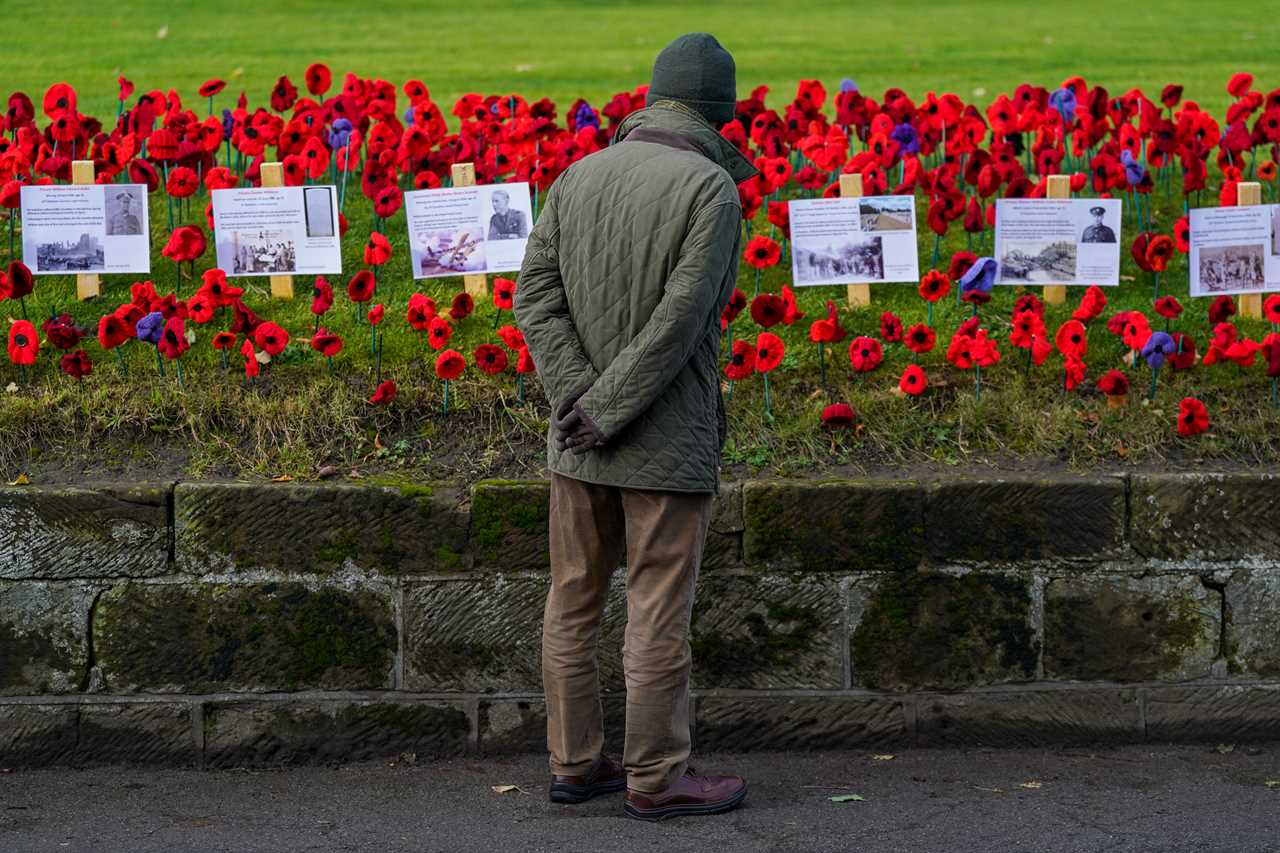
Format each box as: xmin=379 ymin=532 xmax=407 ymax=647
xmin=450 ymin=162 xmax=490 ymax=299
xmin=1237 ymin=181 xmax=1263 ymax=319
xmin=259 ymin=162 xmax=294 ymax=299
xmin=839 ymin=173 xmax=870 ymax=308
xmin=1041 ymin=174 xmax=1072 ymax=306
xmin=72 ymin=160 xmax=101 ymax=301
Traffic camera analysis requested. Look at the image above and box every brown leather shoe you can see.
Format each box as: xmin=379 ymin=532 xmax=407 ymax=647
xmin=623 ymin=769 xmax=747 ymax=821
xmin=549 ymin=755 xmax=626 ymax=804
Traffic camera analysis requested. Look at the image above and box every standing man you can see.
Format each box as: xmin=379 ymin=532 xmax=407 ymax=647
xmin=514 ymin=32 xmax=757 ymax=822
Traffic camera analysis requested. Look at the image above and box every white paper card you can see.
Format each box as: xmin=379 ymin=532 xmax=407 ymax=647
xmin=211 ymin=185 xmax=342 ymax=277
xmin=995 ymin=198 xmax=1122 ymax=286
xmin=1187 ymin=205 xmax=1280 ymax=297
xmin=789 ymin=195 xmax=919 ymax=286
xmin=404 ymin=183 xmax=532 ymax=279
xmin=21 ymin=184 xmax=151 ymax=275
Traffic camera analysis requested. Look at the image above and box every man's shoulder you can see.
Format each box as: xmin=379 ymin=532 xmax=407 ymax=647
xmin=562 ymin=143 xmax=738 ymax=204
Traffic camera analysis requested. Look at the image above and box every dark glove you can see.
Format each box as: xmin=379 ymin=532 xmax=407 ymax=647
xmin=551 ymin=398 xmax=605 ymax=455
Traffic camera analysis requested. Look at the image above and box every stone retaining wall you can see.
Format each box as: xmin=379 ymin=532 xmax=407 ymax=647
xmin=2 ymin=473 xmax=1279 ymax=767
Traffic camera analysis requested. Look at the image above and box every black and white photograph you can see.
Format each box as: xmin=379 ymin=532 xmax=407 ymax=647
xmin=486 ymin=187 xmax=529 ymax=240
xmin=34 ymin=231 xmax=105 ymax=271
xmin=999 ymin=240 xmax=1078 ymax=282
xmin=794 ymin=235 xmax=883 ymax=283
xmin=415 ymin=227 xmax=486 ymax=276
xmin=303 ymin=186 xmax=336 ymax=238
xmin=1080 ymin=204 xmax=1117 ymax=243
xmin=1198 ymin=243 xmax=1265 ymax=293
xmin=227 ymin=229 xmax=297 ymax=274
xmin=104 ymin=187 xmax=145 ymax=236
xmin=858 ymin=196 xmax=914 ymax=231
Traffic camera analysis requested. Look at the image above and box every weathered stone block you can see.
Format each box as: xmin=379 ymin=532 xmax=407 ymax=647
xmin=0 ymin=704 xmax=77 ymax=767
xmin=1130 ymin=473 xmax=1280 ymax=561
xmin=703 ymin=482 xmax=743 ymax=569
xmin=0 ymin=485 xmax=169 ymax=579
xmin=926 ymin=476 xmax=1125 ymax=563
xmin=1144 ymin=684 xmax=1280 ymax=742
xmin=916 ymin=689 xmax=1142 ymax=746
xmin=403 ymin=577 xmax=550 ymax=692
xmin=743 ymin=480 xmax=924 ymax=572
xmin=1043 ymin=575 xmax=1220 ymax=682
xmin=0 ymin=582 xmax=96 ymax=695
xmin=478 ymin=697 xmax=626 ymax=755
xmin=469 ymin=481 xmax=550 ymax=571
xmin=175 ymin=481 xmax=468 ymax=576
xmin=850 ymin=572 xmax=1038 ymax=691
xmin=695 ymin=695 xmax=909 ymax=751
xmin=203 ymin=700 xmax=469 ymax=767
xmin=688 ymin=574 xmax=844 ymax=689
xmin=1226 ymin=570 xmax=1280 ymax=678
xmin=94 ymin=582 xmax=396 ymax=692
xmin=77 ymin=702 xmax=196 ymax=766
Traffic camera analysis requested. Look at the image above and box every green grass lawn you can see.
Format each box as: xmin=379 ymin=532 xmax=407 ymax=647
xmin=3 ymin=0 xmax=1280 ymax=483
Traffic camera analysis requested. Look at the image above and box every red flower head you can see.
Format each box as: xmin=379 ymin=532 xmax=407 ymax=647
xmin=755 ymin=332 xmax=785 ymax=373
xmin=8 ymin=320 xmax=38 ymax=365
xmin=271 ymin=75 xmax=298 ymax=112
xmin=497 ymin=325 xmax=525 ymax=351
xmin=1010 ymin=309 xmax=1046 ymax=349
xmin=917 ymin=269 xmax=951 ymax=302
xmin=1227 ymin=73 xmax=1254 ymax=99
xmin=515 ymin=345 xmax=536 ymax=374
xmin=304 ymin=63 xmax=332 ymax=96
xmin=373 ymin=185 xmax=403 ymax=219
xmin=185 ymin=291 xmax=215 ymax=325
xmin=1096 ymin=369 xmax=1130 ymax=398
xmin=368 ymin=379 xmax=396 ymax=405
xmin=310 ymin=328 xmax=343 ymax=358
xmin=434 ymin=348 xmax=466 ymax=381
xmin=1145 ymin=235 xmax=1176 ymax=273
xmin=347 ymin=270 xmax=375 ymax=303
xmin=427 ymin=315 xmax=453 ymax=350
xmin=1072 ymin=285 xmax=1108 ymax=323
xmin=1177 ymin=397 xmax=1209 ymax=437
xmin=807 ymin=300 xmax=846 ymax=344
xmin=1054 ymin=320 xmax=1088 ymax=359
xmin=720 ymin=288 xmax=748 ymax=330
xmin=1265 ymin=295 xmax=1280 ymax=326
xmin=820 ymin=402 xmax=856 ymax=429
xmin=904 ymin=323 xmax=936 ymax=354
xmin=7 ymin=261 xmax=34 ymax=300
xmin=364 ymin=232 xmax=392 ymax=266
xmin=1014 ymin=293 xmax=1045 ymax=317
xmin=879 ymin=311 xmax=903 ymax=344
xmin=1154 ymin=295 xmax=1184 ymax=320
xmin=1121 ymin=313 xmax=1153 ymax=351
xmin=743 ymin=235 xmax=781 ymax=269
xmin=780 ymin=284 xmax=805 ymax=325
xmin=848 ymin=335 xmax=883 ymax=373
xmin=450 ymin=292 xmax=474 ymax=321
xmin=60 ymin=350 xmax=91 ymax=380
xmin=241 ymin=339 xmax=260 ymax=379
xmin=198 ymin=79 xmax=226 ymax=98
xmin=253 ymin=321 xmax=288 ymax=356
xmin=367 ymin=303 xmax=385 ymax=326
xmin=1130 ymin=232 xmax=1155 ymax=273
xmin=42 ymin=313 xmax=84 ymax=350
xmin=211 ymin=331 xmax=237 ymax=352
xmin=157 ymin=317 xmax=189 ymax=360
xmin=311 ymin=276 xmax=334 ymax=316
xmin=407 ymin=293 xmax=438 ymax=331
xmin=1263 ymin=333 xmax=1280 ymax=377
xmin=493 ymin=277 xmax=516 ymax=310
xmin=200 ymin=268 xmax=242 ymax=307
xmin=1173 ymin=216 xmax=1190 ymax=253
xmin=161 ymin=225 xmax=206 ymax=263
xmin=898 ymin=364 xmax=927 ymax=396
xmin=1208 ymin=295 xmax=1237 ymax=325
xmin=947 ymin=251 xmax=977 ymax=282
xmin=750 ymin=293 xmax=786 ymax=328
xmin=166 ymin=166 xmax=199 ymax=199
xmin=42 ymin=83 xmax=76 ymax=119
xmin=97 ymin=313 xmax=130 ymax=350
xmin=1170 ymin=333 xmax=1198 ymax=370
xmin=724 ymin=339 xmax=756 ymax=380
xmin=473 ymin=343 xmax=509 ymax=375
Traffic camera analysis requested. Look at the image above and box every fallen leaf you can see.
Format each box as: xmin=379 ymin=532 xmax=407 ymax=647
xmin=270 ymin=474 xmax=294 ymax=483
xmin=872 ymin=754 xmax=896 ymax=761
xmin=1216 ymin=743 xmax=1235 ymax=754
xmin=397 ymin=752 xmax=416 ymax=766
xmin=1020 ymin=781 xmax=1043 ymax=789
xmin=491 ymin=784 xmax=525 ymax=795
xmin=4 ymin=382 xmax=17 ymax=393
xmin=8 ymin=473 xmax=29 ymax=486
xmin=316 ymin=465 xmax=340 ymax=479
xmin=1265 ymin=780 xmax=1279 ymax=788
xmin=829 ymin=794 xmax=865 ymax=803
xmin=973 ymin=786 xmax=1005 ymax=794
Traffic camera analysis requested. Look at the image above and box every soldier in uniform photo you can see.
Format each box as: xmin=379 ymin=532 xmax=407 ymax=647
xmin=105 ymin=190 xmax=143 ymax=236
xmin=1081 ymin=205 xmax=1116 ymax=243
xmin=486 ymin=189 xmax=528 ymax=240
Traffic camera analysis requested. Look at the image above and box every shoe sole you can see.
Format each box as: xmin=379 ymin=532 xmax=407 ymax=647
xmin=623 ymin=784 xmax=748 ymax=822
xmin=549 ymin=777 xmax=628 ymax=804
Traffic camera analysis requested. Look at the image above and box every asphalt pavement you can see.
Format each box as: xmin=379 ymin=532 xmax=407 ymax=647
xmin=2 ymin=744 xmax=1279 ymax=852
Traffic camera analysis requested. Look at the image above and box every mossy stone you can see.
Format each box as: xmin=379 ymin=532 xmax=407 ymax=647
xmin=469 ymin=481 xmax=550 ymax=570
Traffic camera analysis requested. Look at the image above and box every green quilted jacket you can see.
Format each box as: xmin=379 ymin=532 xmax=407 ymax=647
xmin=514 ymin=101 xmax=759 ymax=493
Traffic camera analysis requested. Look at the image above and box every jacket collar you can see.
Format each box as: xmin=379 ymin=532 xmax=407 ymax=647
xmin=613 ymin=101 xmax=760 ymax=184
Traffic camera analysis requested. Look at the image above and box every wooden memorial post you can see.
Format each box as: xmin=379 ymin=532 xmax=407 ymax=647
xmin=450 ymin=162 xmax=490 ymax=299
xmin=1041 ymin=174 xmax=1072 ymax=306
xmin=72 ymin=160 xmax=101 ymax=301
xmin=839 ymin=173 xmax=870 ymax=308
xmin=260 ymin=162 xmax=294 ymax=300
xmin=1238 ymin=181 xmax=1264 ymax=319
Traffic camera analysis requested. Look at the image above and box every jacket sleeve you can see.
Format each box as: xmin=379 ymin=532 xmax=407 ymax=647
xmin=573 ymin=198 xmax=741 ymax=442
xmin=512 ymin=182 xmax=599 ymax=409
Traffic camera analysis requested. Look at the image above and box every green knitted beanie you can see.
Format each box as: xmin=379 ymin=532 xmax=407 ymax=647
xmin=645 ymin=33 xmax=737 ymax=126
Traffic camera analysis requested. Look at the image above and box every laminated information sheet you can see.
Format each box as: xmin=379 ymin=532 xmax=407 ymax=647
xmin=21 ymin=184 xmax=151 ymax=274
xmin=211 ymin=185 xmax=342 ymax=277
xmin=1188 ymin=205 xmax=1280 ymax=297
xmin=789 ymin=195 xmax=919 ymax=285
xmin=404 ymin=183 xmax=533 ymax=279
xmin=995 ymin=198 xmax=1122 ymax=286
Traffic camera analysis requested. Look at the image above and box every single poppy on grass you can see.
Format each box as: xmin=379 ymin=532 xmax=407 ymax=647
xmin=1177 ymin=397 xmax=1209 ymax=437
xmin=304 ymin=63 xmax=332 ymax=96
xmin=755 ymin=332 xmax=784 ymax=373
xmin=474 ymin=343 xmax=508 ymax=375
xmin=373 ymin=186 xmax=403 ymax=219
xmin=1154 ymin=296 xmax=1183 ymax=321
xmin=1071 ymin=286 xmax=1107 ymax=323
xmin=435 ymin=349 xmax=465 ymax=413
xmin=311 ymin=328 xmax=343 ymax=375
xmin=780 ymin=284 xmax=805 ymax=325
xmin=724 ymin=339 xmax=755 ymax=381
xmin=820 ymin=402 xmax=856 ymax=429
xmin=1097 ymin=368 xmax=1129 ymax=402
xmin=807 ymin=300 xmax=846 ymax=344
xmin=158 ymin=317 xmax=189 ymax=360
xmin=1121 ymin=313 xmax=1153 ymax=352
xmin=407 ymin=293 xmax=437 ymax=332
xmin=161 ymin=225 xmax=206 ymax=263
xmin=312 ymin=277 xmax=334 ymax=318
xmin=165 ymin=166 xmax=198 ymax=198
xmin=720 ymin=288 xmax=747 ymax=331
xmin=1055 ymin=320 xmax=1088 ymax=359
xmin=1208 ymin=295 xmax=1236 ymax=325
xmin=42 ymin=314 xmax=84 ymax=350
xmin=42 ymin=83 xmax=76 ymax=119
xmin=497 ymin=325 xmax=525 ymax=351
xmin=1010 ymin=310 xmax=1046 ymax=350
xmin=254 ymin=321 xmax=288 ymax=357
xmin=743 ymin=235 xmax=781 ymax=269
xmin=198 ymin=79 xmax=226 ymax=98
xmin=750 ymin=293 xmax=785 ymax=328
xmin=904 ymin=323 xmax=936 ymax=355
xmin=271 ymin=75 xmax=298 ymax=112
xmin=450 ymin=292 xmax=474 ymax=321
xmin=1173 ymin=216 xmax=1190 ymax=253
xmin=364 ymin=232 xmax=392 ymax=266
xmin=1264 ymin=294 xmax=1280 ymax=326
xmin=59 ymin=349 xmax=91 ymax=380
xmin=1227 ymin=73 xmax=1254 ymax=99
xmin=241 ymin=338 xmax=260 ymax=379
xmin=1169 ymin=333 xmax=1198 ymax=370
xmin=368 ymin=379 xmax=396 ymax=405
xmin=204 ymin=166 xmax=238 ymax=191
xmin=97 ymin=314 xmax=130 ymax=351
xmin=7 ymin=260 xmax=34 ymax=302
xmin=493 ymin=277 xmax=516 ymax=311
xmin=347 ymin=270 xmax=375 ymax=304
xmin=428 ymin=315 xmax=453 ymax=351
xmin=8 ymin=320 xmax=39 ymax=377
xmin=201 ymin=269 xmax=242 ymax=307
xmin=898 ymin=364 xmax=927 ymax=396
xmin=879 ymin=311 xmax=903 ymax=344
xmin=185 ymin=291 xmax=215 ymax=324
xmin=368 ymin=303 xmax=385 ymax=326
xmin=848 ymin=336 xmax=883 ymax=373
xmin=917 ymin=269 xmax=951 ymax=303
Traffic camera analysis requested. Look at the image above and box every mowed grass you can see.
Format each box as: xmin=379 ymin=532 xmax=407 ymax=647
xmin=3 ymin=0 xmax=1280 ymax=483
